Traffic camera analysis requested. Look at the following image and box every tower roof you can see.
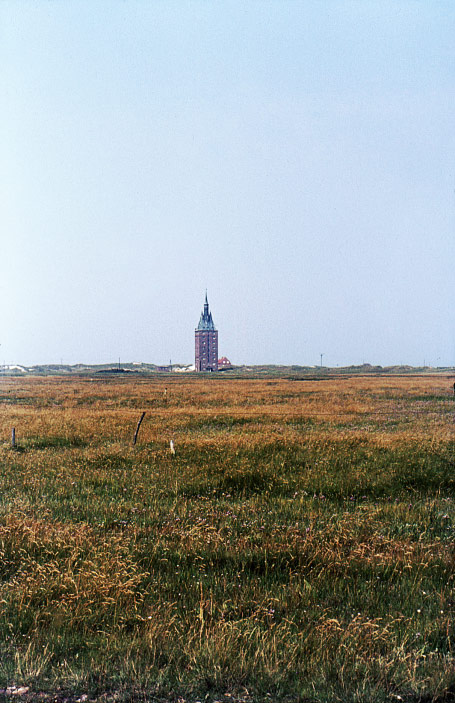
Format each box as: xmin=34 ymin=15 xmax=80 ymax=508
xmin=196 ymin=293 xmax=216 ymax=331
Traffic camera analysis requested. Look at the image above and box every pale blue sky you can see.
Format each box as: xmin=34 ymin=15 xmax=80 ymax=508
xmin=1 ymin=1 xmax=454 ymax=367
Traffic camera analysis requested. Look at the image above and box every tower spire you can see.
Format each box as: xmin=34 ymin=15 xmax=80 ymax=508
xmin=197 ymin=292 xmax=215 ymax=330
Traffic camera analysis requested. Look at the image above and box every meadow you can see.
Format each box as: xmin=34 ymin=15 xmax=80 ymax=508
xmin=0 ymin=374 xmax=453 ymax=703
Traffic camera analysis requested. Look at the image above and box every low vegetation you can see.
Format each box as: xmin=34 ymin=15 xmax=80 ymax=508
xmin=0 ymin=375 xmax=453 ymax=702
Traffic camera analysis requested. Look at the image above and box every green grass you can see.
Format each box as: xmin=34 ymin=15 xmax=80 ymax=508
xmin=0 ymin=376 xmax=453 ymax=702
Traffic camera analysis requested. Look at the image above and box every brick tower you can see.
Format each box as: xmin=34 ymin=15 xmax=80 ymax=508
xmin=195 ymin=293 xmax=218 ymax=372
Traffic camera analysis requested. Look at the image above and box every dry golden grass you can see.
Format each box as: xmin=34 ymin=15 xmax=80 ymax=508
xmin=0 ymin=373 xmax=453 ymax=702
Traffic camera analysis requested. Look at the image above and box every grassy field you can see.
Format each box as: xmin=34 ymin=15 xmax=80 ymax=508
xmin=0 ymin=375 xmax=453 ymax=702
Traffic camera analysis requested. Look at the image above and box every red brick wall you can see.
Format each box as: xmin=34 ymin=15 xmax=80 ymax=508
xmin=195 ymin=330 xmax=218 ymax=371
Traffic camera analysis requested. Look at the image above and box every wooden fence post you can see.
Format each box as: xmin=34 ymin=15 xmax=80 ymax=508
xmin=11 ymin=428 xmax=16 ymax=449
xmin=133 ymin=412 xmax=146 ymax=446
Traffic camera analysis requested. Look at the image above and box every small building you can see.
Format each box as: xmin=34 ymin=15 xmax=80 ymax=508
xmin=195 ymin=293 xmax=218 ymax=372
xmin=218 ymin=356 xmax=232 ymax=369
